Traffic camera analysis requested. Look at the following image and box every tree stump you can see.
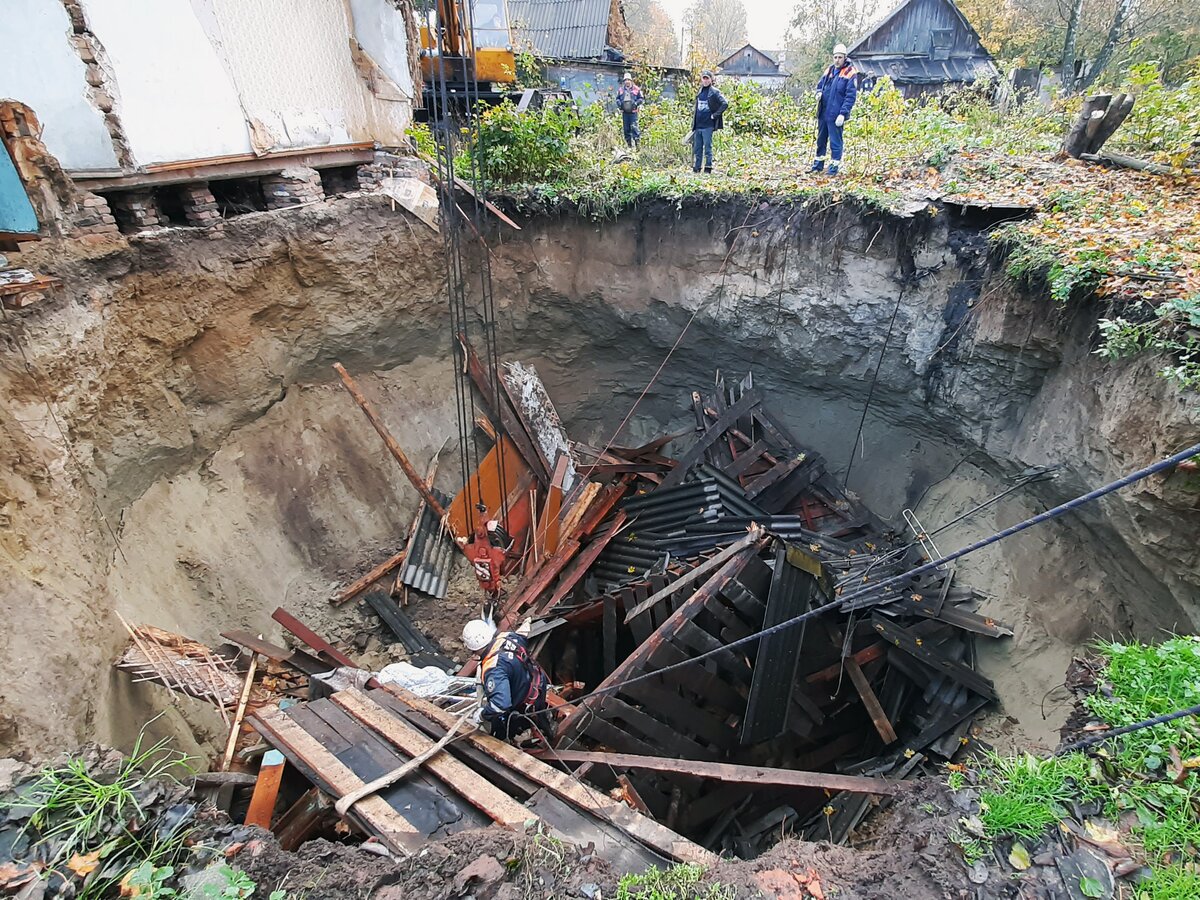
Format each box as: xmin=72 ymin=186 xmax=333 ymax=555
xmin=1064 ymin=93 xmax=1136 ymax=158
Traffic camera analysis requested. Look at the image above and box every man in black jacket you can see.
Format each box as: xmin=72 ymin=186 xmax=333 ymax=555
xmin=691 ymin=71 xmax=727 ymax=174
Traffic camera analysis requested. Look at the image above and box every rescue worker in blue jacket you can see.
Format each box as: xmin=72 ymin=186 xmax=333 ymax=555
xmin=462 ymin=616 xmax=550 ymax=742
xmin=811 ymin=43 xmax=858 ymax=176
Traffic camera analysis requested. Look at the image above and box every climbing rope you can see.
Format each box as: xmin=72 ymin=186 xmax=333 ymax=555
xmin=566 ymin=439 xmax=1200 ymax=709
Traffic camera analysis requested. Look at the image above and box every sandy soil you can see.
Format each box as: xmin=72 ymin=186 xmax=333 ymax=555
xmin=2 ymin=190 xmax=1196 ymax=766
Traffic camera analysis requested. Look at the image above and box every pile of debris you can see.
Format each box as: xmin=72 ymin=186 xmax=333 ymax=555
xmin=107 ymin=349 xmax=1012 ymax=871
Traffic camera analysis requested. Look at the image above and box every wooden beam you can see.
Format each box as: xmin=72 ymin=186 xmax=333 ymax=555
xmin=557 ymin=532 xmax=765 ymax=742
xmin=220 ymin=631 xmax=331 ymax=676
xmin=530 ymin=750 xmax=899 ymax=795
xmin=845 ymin=658 xmax=898 ymax=745
xmin=532 ymin=511 xmax=628 ymax=617
xmin=659 ymin=389 xmax=762 ymax=488
xmin=623 ymin=530 xmax=759 ymax=623
xmin=331 ymin=689 xmax=533 ymax=828
xmin=380 ymin=686 xmax=716 ymax=866
xmin=220 ymin=653 xmax=259 ymax=771
xmin=805 ymin=642 xmax=886 ymax=683
xmin=245 ymin=748 xmax=286 ymax=828
xmin=333 ymin=549 xmax=407 ymax=606
xmin=333 ymin=363 xmax=447 ymax=520
xmin=273 ymin=787 xmax=329 ymax=851
xmin=250 ymin=706 xmax=422 ymax=854
xmin=872 ymin=617 xmax=997 ymax=700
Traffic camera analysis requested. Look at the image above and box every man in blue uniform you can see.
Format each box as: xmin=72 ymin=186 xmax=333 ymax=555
xmin=616 ymin=73 xmax=644 ymax=149
xmin=811 ymin=43 xmax=858 ymax=176
xmin=462 ymin=617 xmax=550 ymax=742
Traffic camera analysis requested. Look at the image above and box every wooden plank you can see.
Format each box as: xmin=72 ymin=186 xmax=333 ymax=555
xmin=872 ymin=617 xmax=997 ymax=700
xmin=381 ymin=685 xmax=717 ymax=866
xmin=273 ymin=787 xmax=329 ymax=852
xmin=557 ymin=537 xmax=764 ymax=742
xmin=333 ymin=548 xmax=407 ymax=606
xmin=805 ymin=643 xmax=887 ymax=683
xmin=220 ymin=631 xmax=331 ymax=675
xmin=659 ymin=389 xmax=764 ymax=488
xmin=221 ymin=653 xmax=259 ymax=771
xmin=333 ymin=363 xmax=448 ymax=521
xmin=250 ymin=706 xmax=422 ymax=853
xmin=533 ymin=511 xmax=628 ymax=617
xmin=623 ymin=531 xmax=760 ymax=623
xmin=744 ymin=454 xmax=808 ymax=500
xmin=331 ymin=689 xmax=534 ymax=828
xmin=724 ymin=440 xmax=771 ymax=478
xmin=531 ymin=750 xmax=899 ymax=795
xmin=580 ymin=713 xmax=661 ymax=757
xmin=244 ymin=748 xmax=286 ymax=828
xmin=287 ymin=706 xmax=353 ymax=754
xmin=845 ymin=658 xmax=898 ymax=745
xmin=271 ymin=608 xmax=358 ymax=669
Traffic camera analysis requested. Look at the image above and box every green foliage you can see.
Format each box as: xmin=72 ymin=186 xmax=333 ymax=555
xmin=719 ymin=81 xmax=809 ymax=137
xmin=1115 ymin=62 xmax=1200 ymax=167
xmin=126 ymin=863 xmax=177 ymax=900
xmin=997 ymin=226 xmax=1109 ymax=305
xmin=406 ymin=123 xmax=438 ymax=160
xmin=472 ymin=99 xmax=580 ymax=184
xmin=617 ymin=863 xmax=736 ymax=900
xmin=977 ymin=752 xmax=1106 ymax=841
xmin=201 ymin=866 xmax=257 ymax=899
xmin=1097 ymin=295 xmax=1200 ymax=390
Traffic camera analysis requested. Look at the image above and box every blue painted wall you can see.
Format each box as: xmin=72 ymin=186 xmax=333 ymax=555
xmin=0 ymin=147 xmax=39 ymax=235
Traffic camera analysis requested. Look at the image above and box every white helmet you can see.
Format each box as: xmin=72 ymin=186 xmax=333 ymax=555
xmin=833 ymin=43 xmax=849 ymax=56
xmin=462 ymin=618 xmax=497 ymax=652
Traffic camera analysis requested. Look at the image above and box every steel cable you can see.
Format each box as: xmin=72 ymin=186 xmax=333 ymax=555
xmin=566 ymin=440 xmax=1200 ymax=710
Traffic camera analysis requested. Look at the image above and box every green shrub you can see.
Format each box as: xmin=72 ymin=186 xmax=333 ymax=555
xmin=617 ymin=863 xmax=736 ymax=900
xmin=1115 ymin=62 xmax=1200 ymax=166
xmin=471 ymin=99 xmax=580 ymax=184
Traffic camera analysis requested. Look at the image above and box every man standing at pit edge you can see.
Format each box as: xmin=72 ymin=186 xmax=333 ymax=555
xmin=811 ymin=43 xmax=858 ymax=176
xmin=616 ymin=73 xmax=644 ymax=149
xmin=691 ymin=70 xmax=728 ymax=174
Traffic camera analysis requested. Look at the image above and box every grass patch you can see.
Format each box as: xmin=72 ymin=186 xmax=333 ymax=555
xmin=954 ymin=637 xmax=1200 ymax=896
xmin=616 ymin=863 xmax=736 ymax=900
xmin=978 ymin=752 xmax=1105 ymax=841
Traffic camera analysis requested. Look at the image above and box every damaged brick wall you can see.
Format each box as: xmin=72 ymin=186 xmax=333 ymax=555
xmin=59 ymin=0 xmax=134 ymax=169
xmin=261 ymin=167 xmax=326 ymax=209
xmin=0 ymin=101 xmax=118 ymax=239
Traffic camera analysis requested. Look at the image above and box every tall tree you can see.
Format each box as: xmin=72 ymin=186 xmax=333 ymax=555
xmin=784 ymin=0 xmax=882 ymax=85
xmin=685 ymin=0 xmax=748 ymax=65
xmin=1060 ymin=0 xmax=1085 ymax=87
xmin=1079 ymin=0 xmax=1137 ymax=89
xmin=624 ymin=0 xmax=682 ymax=66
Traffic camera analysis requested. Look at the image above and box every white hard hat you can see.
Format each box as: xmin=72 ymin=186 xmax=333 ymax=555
xmin=833 ymin=43 xmax=848 ymax=56
xmin=462 ymin=618 xmax=497 ymax=652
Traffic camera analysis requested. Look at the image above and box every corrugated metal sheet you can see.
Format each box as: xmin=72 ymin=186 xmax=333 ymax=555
xmin=399 ymin=488 xmax=455 ymax=599
xmin=508 ymin=0 xmax=612 ymax=60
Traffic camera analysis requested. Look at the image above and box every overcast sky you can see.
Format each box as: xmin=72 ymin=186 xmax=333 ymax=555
xmin=655 ymin=0 xmax=799 ymax=54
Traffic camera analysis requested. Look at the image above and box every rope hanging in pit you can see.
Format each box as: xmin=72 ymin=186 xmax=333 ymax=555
xmin=423 ymin=0 xmax=509 ymax=538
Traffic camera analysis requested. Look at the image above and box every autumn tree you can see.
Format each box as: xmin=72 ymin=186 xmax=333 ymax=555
xmin=624 ymin=0 xmax=681 ymax=66
xmin=684 ymin=0 xmax=748 ymax=66
xmin=784 ymin=0 xmax=882 ymax=85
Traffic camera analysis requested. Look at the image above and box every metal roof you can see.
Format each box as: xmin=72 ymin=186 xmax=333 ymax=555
xmin=854 ymin=54 xmax=997 ymax=85
xmin=508 ymin=0 xmax=613 ymax=60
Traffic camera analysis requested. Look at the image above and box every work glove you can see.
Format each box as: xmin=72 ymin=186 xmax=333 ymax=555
xmin=813 ymin=89 xmax=822 ymax=98
xmin=469 ymin=706 xmax=484 ymax=726
xmin=517 ymin=616 xmax=533 ymax=636
xmin=835 ymin=115 xmax=845 ymax=127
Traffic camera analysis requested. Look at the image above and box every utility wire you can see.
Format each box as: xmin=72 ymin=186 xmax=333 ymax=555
xmin=567 ymin=439 xmax=1200 ymax=710
xmin=1056 ymin=702 xmax=1200 ymax=756
xmin=843 ymin=286 xmax=905 ymax=489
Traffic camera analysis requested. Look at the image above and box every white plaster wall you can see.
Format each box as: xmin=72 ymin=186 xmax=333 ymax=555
xmin=83 ymin=0 xmax=252 ymax=165
xmin=197 ymin=0 xmax=412 ymax=150
xmin=0 ymin=0 xmax=118 ymax=170
xmin=349 ymin=0 xmax=416 ymax=98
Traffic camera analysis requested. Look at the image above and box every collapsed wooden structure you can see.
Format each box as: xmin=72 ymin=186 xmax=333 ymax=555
xmin=113 ymin=354 xmax=1013 ymax=865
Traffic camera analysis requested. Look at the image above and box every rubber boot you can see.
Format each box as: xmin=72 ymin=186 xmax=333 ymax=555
xmin=828 ymin=163 xmax=840 ymax=176
xmin=810 ymin=159 xmax=825 ymax=173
